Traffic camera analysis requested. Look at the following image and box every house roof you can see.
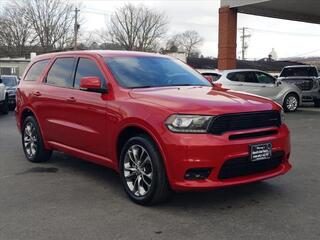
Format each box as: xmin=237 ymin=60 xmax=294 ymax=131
xmin=187 ymin=57 xmax=304 ymax=72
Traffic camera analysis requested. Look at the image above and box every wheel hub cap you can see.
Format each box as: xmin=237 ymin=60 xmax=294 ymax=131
xmin=287 ymin=96 xmax=298 ymax=111
xmin=123 ymin=144 xmax=153 ymax=197
xmin=23 ymin=122 xmax=38 ymax=158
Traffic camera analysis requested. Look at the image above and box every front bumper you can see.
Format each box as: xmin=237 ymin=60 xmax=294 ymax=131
xmin=301 ymin=90 xmax=320 ymax=102
xmin=161 ymin=124 xmax=291 ymax=191
xmin=8 ymin=96 xmax=16 ymax=105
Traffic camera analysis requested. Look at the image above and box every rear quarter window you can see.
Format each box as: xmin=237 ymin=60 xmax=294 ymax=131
xmin=24 ymin=60 xmax=50 ymax=81
xmin=46 ymin=58 xmax=76 ymax=88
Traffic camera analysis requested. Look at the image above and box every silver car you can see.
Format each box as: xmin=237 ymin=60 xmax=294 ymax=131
xmin=198 ymin=69 xmax=302 ymax=112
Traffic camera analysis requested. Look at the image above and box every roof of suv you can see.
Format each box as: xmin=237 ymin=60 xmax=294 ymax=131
xmin=32 ymin=50 xmax=167 ymax=61
xmin=198 ymin=69 xmax=269 ymax=74
xmin=283 ymin=65 xmax=315 ymax=68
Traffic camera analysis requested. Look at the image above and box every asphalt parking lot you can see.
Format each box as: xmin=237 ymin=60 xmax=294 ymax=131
xmin=0 ymin=108 xmax=320 ymax=240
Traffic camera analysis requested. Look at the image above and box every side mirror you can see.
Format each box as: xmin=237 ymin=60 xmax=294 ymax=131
xmin=276 ymin=80 xmax=282 ymax=86
xmin=204 ymin=75 xmax=214 ymax=84
xmin=274 ymin=75 xmax=278 ymax=78
xmin=80 ymin=76 xmax=107 ymax=93
xmin=213 ymin=82 xmax=223 ymax=89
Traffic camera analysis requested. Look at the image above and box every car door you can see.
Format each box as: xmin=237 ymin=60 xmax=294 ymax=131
xmin=253 ymin=71 xmax=280 ymax=99
xmin=66 ymin=57 xmax=108 ymax=157
xmin=223 ymin=71 xmax=256 ymax=93
xmin=36 ymin=57 xmax=78 ymax=147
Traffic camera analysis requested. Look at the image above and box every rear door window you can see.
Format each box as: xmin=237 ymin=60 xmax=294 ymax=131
xmin=74 ymin=58 xmax=105 ymax=89
xmin=24 ymin=60 xmax=49 ymax=81
xmin=46 ymin=58 xmax=76 ymax=88
xmin=227 ymin=72 xmax=257 ymax=83
xmin=255 ymin=72 xmax=275 ymax=84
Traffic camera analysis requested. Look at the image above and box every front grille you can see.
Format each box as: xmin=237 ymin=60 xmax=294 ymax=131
xmin=209 ymin=111 xmax=281 ymax=135
xmin=218 ymin=151 xmax=284 ymax=180
xmin=229 ymin=130 xmax=278 ymax=140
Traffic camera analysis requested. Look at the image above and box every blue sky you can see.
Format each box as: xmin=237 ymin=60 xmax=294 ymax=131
xmin=79 ymin=0 xmax=320 ymax=59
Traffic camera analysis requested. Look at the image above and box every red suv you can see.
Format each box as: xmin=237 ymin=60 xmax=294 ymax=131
xmin=16 ymin=51 xmax=291 ymax=205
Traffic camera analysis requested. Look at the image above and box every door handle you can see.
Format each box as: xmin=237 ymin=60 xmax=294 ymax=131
xmin=32 ymin=91 xmax=41 ymax=97
xmin=261 ymin=85 xmax=267 ymax=88
xmin=66 ymin=97 xmax=76 ymax=103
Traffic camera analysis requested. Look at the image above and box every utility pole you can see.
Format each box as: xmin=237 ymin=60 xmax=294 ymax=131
xmin=239 ymin=27 xmax=251 ymax=60
xmin=74 ymin=7 xmax=80 ymax=50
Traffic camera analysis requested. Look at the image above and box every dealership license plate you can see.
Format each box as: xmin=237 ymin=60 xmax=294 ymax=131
xmin=250 ymin=143 xmax=272 ymax=161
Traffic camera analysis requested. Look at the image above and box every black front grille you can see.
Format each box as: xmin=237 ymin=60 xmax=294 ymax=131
xmin=218 ymin=151 xmax=284 ymax=180
xmin=209 ymin=111 xmax=281 ymax=135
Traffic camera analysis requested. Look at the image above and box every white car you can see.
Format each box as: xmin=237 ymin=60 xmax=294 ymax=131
xmin=0 ymin=78 xmax=9 ymax=114
xmin=198 ymin=69 xmax=302 ymax=112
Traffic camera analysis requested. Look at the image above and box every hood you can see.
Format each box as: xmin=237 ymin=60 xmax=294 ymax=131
xmin=5 ymin=86 xmax=17 ymax=91
xmin=129 ymin=86 xmax=278 ymax=115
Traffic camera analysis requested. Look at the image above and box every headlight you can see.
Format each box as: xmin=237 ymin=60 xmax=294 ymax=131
xmin=165 ymin=114 xmax=213 ymax=133
xmin=7 ymin=90 xmax=15 ymax=96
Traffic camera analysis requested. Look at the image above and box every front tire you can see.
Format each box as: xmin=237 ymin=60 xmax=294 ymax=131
xmin=314 ymin=99 xmax=320 ymax=108
xmin=119 ymin=135 xmax=171 ymax=205
xmin=22 ymin=116 xmax=52 ymax=163
xmin=283 ymin=93 xmax=299 ymax=112
xmin=1 ymin=96 xmax=9 ymax=114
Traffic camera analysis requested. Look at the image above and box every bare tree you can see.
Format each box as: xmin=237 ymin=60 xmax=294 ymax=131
xmin=168 ymin=30 xmax=203 ymax=57
xmin=108 ymin=4 xmax=168 ymax=51
xmin=24 ymin=0 xmax=75 ymax=52
xmin=0 ymin=1 xmax=34 ymax=56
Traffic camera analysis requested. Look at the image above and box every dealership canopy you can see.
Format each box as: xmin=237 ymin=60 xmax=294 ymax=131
xmin=218 ymin=0 xmax=320 ymax=70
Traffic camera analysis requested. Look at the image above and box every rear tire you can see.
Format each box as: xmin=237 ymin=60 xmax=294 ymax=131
xmin=119 ymin=134 xmax=171 ymax=205
xmin=22 ymin=116 xmax=52 ymax=163
xmin=1 ymin=96 xmax=9 ymax=114
xmin=283 ymin=93 xmax=299 ymax=112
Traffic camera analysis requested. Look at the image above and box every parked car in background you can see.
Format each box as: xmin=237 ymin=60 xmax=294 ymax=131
xmin=199 ymin=69 xmax=302 ymax=112
xmin=0 ymin=75 xmax=19 ymax=110
xmin=197 ymin=69 xmax=221 ymax=82
xmin=278 ymin=65 xmax=320 ymax=107
xmin=0 ymin=78 xmax=8 ymax=114
xmin=16 ymin=51 xmax=291 ymax=205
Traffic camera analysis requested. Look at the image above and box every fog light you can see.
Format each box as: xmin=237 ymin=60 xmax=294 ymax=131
xmin=185 ymin=168 xmax=212 ymax=180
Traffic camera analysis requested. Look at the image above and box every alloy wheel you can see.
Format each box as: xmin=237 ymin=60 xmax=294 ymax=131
xmin=23 ymin=122 xmax=38 ymax=158
xmin=123 ymin=144 xmax=153 ymax=197
xmin=286 ymin=95 xmax=298 ymax=111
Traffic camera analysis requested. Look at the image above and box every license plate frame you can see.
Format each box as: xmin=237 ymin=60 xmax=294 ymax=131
xmin=250 ymin=143 xmax=272 ymax=162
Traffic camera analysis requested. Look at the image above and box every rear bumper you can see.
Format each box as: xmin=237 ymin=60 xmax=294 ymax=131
xmin=161 ymin=124 xmax=291 ymax=191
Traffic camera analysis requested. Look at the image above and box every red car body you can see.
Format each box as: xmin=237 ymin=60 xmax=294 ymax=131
xmin=16 ymin=51 xmax=291 ymax=193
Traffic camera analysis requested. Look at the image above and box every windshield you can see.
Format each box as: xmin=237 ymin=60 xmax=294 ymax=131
xmin=1 ymin=76 xmax=17 ymax=87
xmin=105 ymin=56 xmax=211 ymax=88
xmin=280 ymin=67 xmax=318 ymax=77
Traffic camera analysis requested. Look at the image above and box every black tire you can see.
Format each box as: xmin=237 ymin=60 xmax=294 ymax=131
xmin=119 ymin=134 xmax=171 ymax=205
xmin=8 ymin=104 xmax=16 ymax=111
xmin=314 ymin=99 xmax=320 ymax=108
xmin=1 ymin=96 xmax=9 ymax=114
xmin=283 ymin=93 xmax=299 ymax=112
xmin=22 ymin=116 xmax=52 ymax=163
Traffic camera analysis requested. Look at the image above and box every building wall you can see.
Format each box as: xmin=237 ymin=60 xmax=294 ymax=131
xmin=0 ymin=60 xmax=30 ymax=77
